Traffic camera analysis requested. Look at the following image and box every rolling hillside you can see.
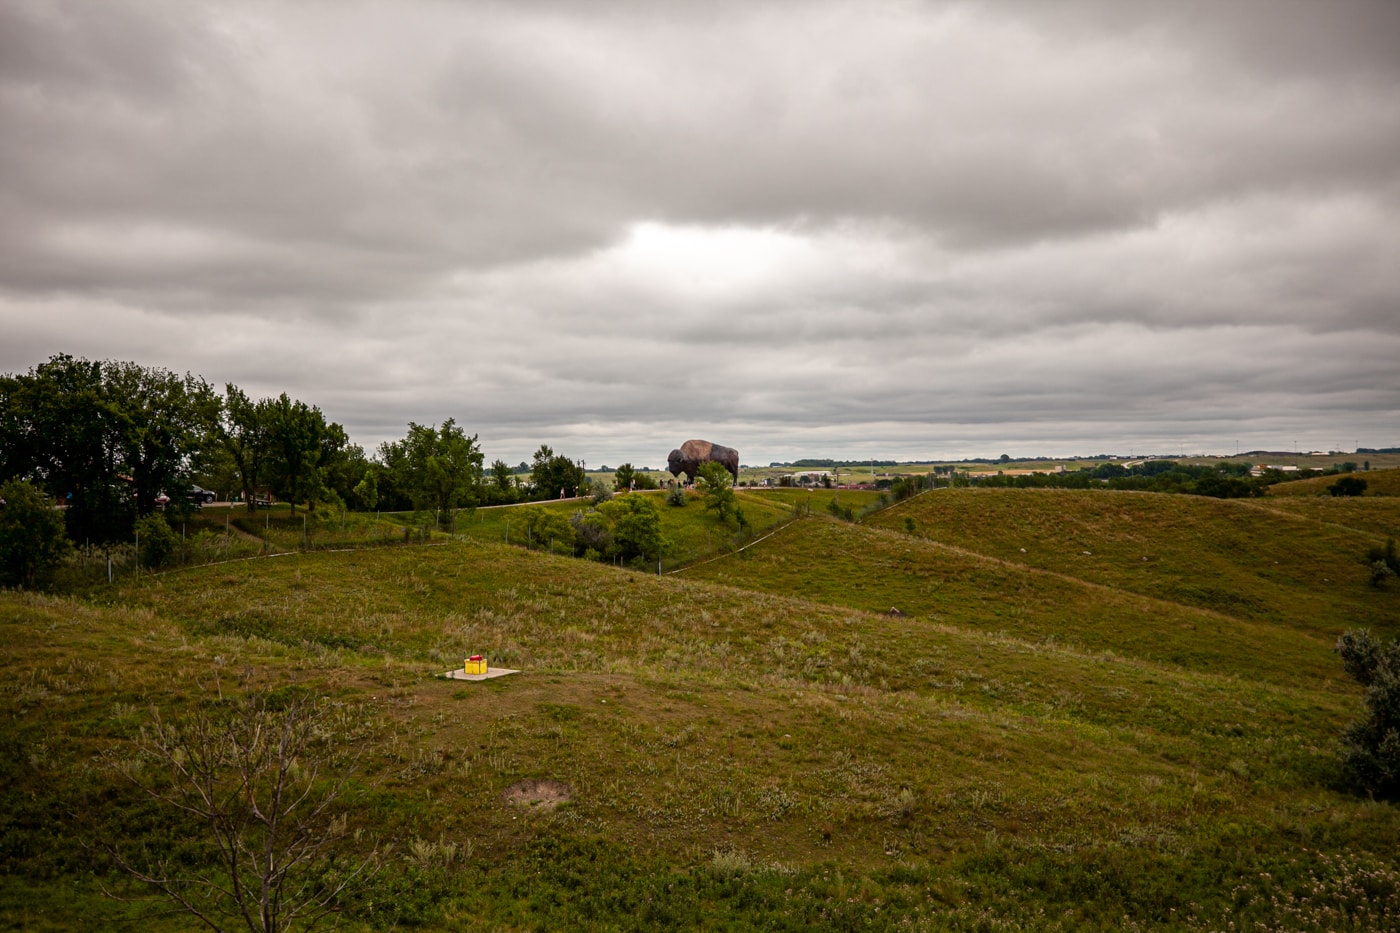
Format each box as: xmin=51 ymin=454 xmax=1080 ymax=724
xmin=1266 ymin=467 xmax=1400 ymax=497
xmin=2 ymin=486 xmax=1398 ymax=930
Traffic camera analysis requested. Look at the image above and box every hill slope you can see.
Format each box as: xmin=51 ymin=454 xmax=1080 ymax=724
xmin=3 ymin=487 xmax=1399 ymax=929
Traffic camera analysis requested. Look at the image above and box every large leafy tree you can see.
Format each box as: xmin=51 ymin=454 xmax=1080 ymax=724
xmin=220 ymin=385 xmax=273 ymax=514
xmin=103 ymin=361 xmax=220 ymax=519
xmin=1 ymin=355 xmax=217 ymax=542
xmin=379 ymin=419 xmax=483 ymax=528
xmin=264 ymin=394 xmax=342 ymax=514
xmin=0 ymin=355 xmax=127 ymax=542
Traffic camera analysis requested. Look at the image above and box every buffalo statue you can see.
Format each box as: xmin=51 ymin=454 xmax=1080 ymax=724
xmin=667 ymin=439 xmax=739 ymax=485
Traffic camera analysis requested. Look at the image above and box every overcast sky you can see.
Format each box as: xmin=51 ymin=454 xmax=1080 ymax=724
xmin=2 ymin=0 xmax=1397 ymax=466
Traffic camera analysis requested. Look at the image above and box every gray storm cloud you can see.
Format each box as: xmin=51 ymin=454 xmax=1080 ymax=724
xmin=1 ymin=0 xmax=1397 ymax=464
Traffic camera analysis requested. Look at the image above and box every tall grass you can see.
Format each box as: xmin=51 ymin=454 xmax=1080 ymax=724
xmin=3 ymin=484 xmax=1398 ymax=929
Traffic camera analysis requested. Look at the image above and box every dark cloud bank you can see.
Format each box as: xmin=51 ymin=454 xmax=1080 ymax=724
xmin=2 ymin=0 xmax=1397 ymax=465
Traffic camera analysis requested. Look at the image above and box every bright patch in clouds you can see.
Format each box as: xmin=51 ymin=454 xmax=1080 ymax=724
xmin=613 ymin=223 xmax=811 ymax=299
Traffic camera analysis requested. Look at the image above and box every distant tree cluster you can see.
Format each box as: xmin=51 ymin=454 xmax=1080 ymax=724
xmin=970 ymin=460 xmax=1271 ymax=499
xmin=0 ymin=354 xmax=603 ymax=582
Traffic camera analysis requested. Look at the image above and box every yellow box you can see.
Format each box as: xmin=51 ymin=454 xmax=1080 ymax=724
xmin=464 ymin=657 xmax=488 ymax=675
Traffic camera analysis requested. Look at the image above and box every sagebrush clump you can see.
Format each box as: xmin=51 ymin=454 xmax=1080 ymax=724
xmin=1335 ymin=629 xmax=1400 ymax=796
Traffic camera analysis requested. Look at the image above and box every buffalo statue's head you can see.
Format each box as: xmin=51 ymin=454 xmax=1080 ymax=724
xmin=666 ymin=448 xmax=684 ymax=473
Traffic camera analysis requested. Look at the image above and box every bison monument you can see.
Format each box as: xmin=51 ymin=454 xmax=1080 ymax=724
xmin=667 ymin=439 xmax=739 ymax=485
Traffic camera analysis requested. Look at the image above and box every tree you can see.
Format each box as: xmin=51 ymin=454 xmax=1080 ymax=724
xmin=2 ymin=355 xmax=219 ymax=542
xmin=696 ymin=461 xmax=737 ymax=523
xmin=485 ymin=459 xmax=520 ymax=505
xmin=571 ymin=509 xmax=613 ymax=557
xmin=518 ymin=506 xmax=574 ymax=553
xmin=104 ymin=361 xmax=221 ymax=520
xmin=613 ymin=464 xmax=637 ymax=492
xmin=0 ymin=478 xmax=71 ymax=588
xmin=108 ymin=688 xmax=379 ymax=933
xmin=1330 ymin=476 xmax=1368 ymax=497
xmin=318 ymin=431 xmax=368 ymax=511
xmin=607 ymin=494 xmax=665 ymax=563
xmin=1 ymin=355 xmax=130 ymax=543
xmin=264 ymin=395 xmax=340 ymax=514
xmin=221 ymin=385 xmax=273 ymax=514
xmin=1335 ymin=630 xmax=1400 ymax=796
xmin=352 ymin=469 xmax=379 ymax=512
xmin=379 ymin=420 xmax=483 ymax=529
xmin=528 ymin=445 xmax=585 ymax=501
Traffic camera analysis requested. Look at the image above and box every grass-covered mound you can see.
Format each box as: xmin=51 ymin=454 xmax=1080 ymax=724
xmin=1267 ymin=467 xmax=1400 ymax=498
xmin=3 ymin=485 xmax=1399 ymax=930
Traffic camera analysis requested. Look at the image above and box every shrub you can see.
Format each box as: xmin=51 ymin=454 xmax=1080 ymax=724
xmin=1366 ymin=539 xmax=1399 ymax=587
xmin=108 ymin=688 xmax=379 ymax=931
xmin=1334 ymin=629 xmax=1400 ymax=796
xmin=135 ymin=513 xmax=178 ymax=568
xmin=666 ymin=487 xmax=687 ymax=507
xmin=571 ymin=510 xmax=613 ymax=556
xmin=1329 ymin=476 xmax=1368 ymax=497
xmin=0 ymin=478 xmax=72 ymax=588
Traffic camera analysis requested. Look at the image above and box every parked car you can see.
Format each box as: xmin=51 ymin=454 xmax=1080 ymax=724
xmin=188 ymin=485 xmax=216 ymax=504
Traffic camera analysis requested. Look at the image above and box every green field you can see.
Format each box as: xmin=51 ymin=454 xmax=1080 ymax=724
xmin=3 ymin=485 xmax=1399 ymax=930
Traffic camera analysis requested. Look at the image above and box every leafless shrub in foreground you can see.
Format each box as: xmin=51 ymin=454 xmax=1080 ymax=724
xmin=106 ymin=687 xmax=379 ymax=933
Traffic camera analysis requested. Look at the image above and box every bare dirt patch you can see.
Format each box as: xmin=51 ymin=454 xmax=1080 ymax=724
xmin=502 ymin=779 xmax=572 ymax=811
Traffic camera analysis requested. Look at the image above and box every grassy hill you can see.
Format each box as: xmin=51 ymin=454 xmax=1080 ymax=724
xmin=1267 ymin=467 xmax=1400 ymax=499
xmin=856 ymin=488 xmax=1395 ymax=633
xmin=3 ymin=486 xmax=1399 ymax=930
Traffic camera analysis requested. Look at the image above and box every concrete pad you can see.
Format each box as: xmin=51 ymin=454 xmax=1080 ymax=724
xmin=443 ymin=667 xmax=520 ymax=681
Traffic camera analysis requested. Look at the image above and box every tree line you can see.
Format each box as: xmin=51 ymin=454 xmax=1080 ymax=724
xmin=964 ymin=460 xmax=1282 ymax=498
xmin=0 ymin=354 xmax=626 ymax=582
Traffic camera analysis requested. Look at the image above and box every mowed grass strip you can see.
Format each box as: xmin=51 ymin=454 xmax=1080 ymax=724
xmin=863 ymin=487 xmax=1400 ymax=634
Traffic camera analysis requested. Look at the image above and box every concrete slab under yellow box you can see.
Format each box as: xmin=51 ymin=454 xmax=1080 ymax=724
xmin=443 ymin=666 xmax=519 ymax=681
